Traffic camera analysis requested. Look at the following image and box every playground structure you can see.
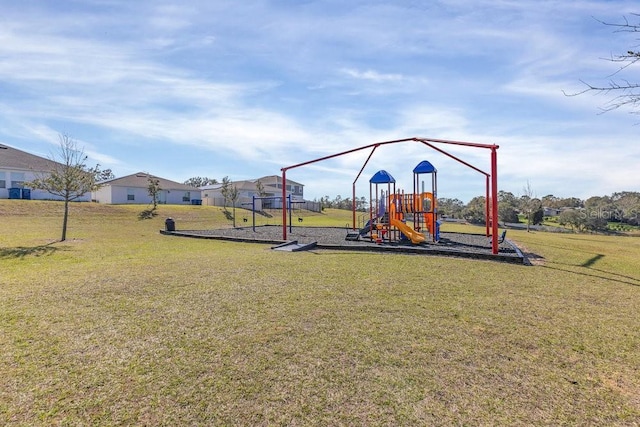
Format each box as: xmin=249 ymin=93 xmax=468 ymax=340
xmin=356 ymin=161 xmax=438 ymax=245
xmin=279 ymin=137 xmax=501 ymax=255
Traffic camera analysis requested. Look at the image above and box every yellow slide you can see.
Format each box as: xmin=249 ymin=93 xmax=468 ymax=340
xmin=390 ymin=218 xmax=426 ymax=244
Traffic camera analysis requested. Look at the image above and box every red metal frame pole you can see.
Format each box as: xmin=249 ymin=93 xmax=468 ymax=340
xmin=352 ymin=146 xmax=379 ymax=229
xmin=418 ymin=140 xmax=488 ymax=176
xmin=485 ymin=175 xmax=490 ymax=237
xmin=282 ymin=169 xmax=287 ymax=240
xmin=491 ymin=147 xmax=499 ymax=254
xmin=352 ymin=183 xmax=356 ymax=230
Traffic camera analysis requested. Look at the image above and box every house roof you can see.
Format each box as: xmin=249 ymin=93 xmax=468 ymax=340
xmin=101 ymin=172 xmax=199 ymax=191
xmin=0 ymin=143 xmax=61 ymax=171
xmin=201 ymin=180 xmax=277 ymax=192
xmin=231 ymin=180 xmax=265 ymax=191
xmin=257 ymin=175 xmax=304 ymax=187
xmin=202 ymin=177 xmax=301 ymax=191
xmin=200 ymin=183 xmax=223 ymax=190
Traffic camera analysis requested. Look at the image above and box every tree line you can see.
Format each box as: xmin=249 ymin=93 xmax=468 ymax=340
xmin=429 ymin=191 xmax=639 ymax=232
xmin=316 ymin=190 xmax=640 ymax=233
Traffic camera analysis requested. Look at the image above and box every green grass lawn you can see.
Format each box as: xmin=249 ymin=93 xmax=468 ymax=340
xmin=1 ymin=201 xmax=639 ymax=425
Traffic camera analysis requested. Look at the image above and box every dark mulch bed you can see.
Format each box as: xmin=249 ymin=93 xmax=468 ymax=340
xmin=162 ymin=225 xmax=526 ymax=264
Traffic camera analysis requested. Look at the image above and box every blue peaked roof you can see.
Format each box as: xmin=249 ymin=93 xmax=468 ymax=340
xmin=369 ymin=170 xmax=396 ymax=183
xmin=413 ymin=160 xmax=437 ymax=174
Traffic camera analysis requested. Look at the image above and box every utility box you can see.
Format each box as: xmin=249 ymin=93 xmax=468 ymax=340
xmin=165 ymin=218 xmax=175 ymax=232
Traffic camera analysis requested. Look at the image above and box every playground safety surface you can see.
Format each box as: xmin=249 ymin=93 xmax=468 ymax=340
xmin=161 ymin=225 xmax=526 ymax=264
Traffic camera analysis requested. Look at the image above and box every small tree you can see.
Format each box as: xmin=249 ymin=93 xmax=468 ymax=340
xmin=255 ymin=179 xmax=267 ymax=197
xmin=220 ymin=176 xmax=232 ymax=210
xmin=520 ymin=181 xmax=542 ymax=232
xmin=29 ymin=134 xmax=102 ymax=241
xmin=229 ymin=185 xmax=239 ymax=227
xmin=147 ymin=174 xmax=161 ymax=211
xmin=220 ymin=176 xmax=239 ymax=226
xmin=559 ymin=209 xmax=585 ymax=232
xmin=585 ymin=215 xmax=609 ymax=234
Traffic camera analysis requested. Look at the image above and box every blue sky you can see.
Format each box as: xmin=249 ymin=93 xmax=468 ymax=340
xmin=1 ymin=0 xmax=639 ymax=202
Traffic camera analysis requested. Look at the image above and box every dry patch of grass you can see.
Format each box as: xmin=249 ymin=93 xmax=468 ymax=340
xmin=1 ymin=201 xmax=639 ymax=425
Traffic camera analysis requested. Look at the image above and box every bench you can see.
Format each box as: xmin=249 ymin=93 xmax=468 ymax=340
xmin=489 ymin=230 xmax=507 ymax=244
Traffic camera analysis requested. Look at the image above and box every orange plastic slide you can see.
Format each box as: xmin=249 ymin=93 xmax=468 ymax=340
xmin=390 ymin=218 xmax=426 ymax=244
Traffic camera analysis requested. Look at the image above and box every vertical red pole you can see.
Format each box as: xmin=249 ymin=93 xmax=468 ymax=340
xmin=491 ymin=147 xmax=499 ymax=254
xmin=485 ymin=176 xmax=490 ymax=237
xmin=352 ymin=183 xmax=357 ymax=230
xmin=282 ymin=169 xmax=287 ymax=240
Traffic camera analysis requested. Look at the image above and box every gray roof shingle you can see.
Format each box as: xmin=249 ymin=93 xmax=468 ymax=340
xmin=101 ymin=172 xmax=199 ymax=191
xmin=0 ymin=144 xmax=61 ymax=171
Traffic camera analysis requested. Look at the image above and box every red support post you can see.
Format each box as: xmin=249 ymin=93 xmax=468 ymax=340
xmin=485 ymin=175 xmax=490 ymax=237
xmin=282 ymin=169 xmax=287 ymax=240
xmin=352 ymin=183 xmax=357 ymax=230
xmin=490 ymin=147 xmax=499 ymax=254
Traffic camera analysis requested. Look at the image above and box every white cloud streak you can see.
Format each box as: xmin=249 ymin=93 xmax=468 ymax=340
xmin=0 ymin=0 xmax=638 ymax=201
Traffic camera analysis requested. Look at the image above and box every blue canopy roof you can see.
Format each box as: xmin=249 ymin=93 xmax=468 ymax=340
xmin=369 ymin=170 xmax=396 ymax=184
xmin=413 ymin=160 xmax=437 ymax=174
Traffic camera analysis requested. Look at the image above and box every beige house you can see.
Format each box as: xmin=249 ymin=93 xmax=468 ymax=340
xmin=0 ymin=143 xmax=91 ymax=201
xmin=92 ymin=172 xmax=201 ymax=205
xmin=201 ymin=175 xmax=318 ymax=211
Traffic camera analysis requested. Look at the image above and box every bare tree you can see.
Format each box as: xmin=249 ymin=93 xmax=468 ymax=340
xmin=220 ymin=176 xmax=232 ymax=210
xmin=220 ymin=176 xmax=240 ymax=226
xmin=255 ymin=179 xmax=267 ymax=198
xmin=566 ymin=14 xmax=640 ymax=114
xmin=29 ymin=134 xmax=102 ymax=241
xmin=520 ymin=181 xmax=543 ymax=232
xmin=229 ymin=185 xmax=239 ymax=227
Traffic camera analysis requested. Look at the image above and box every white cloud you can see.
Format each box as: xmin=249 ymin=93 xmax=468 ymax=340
xmin=1 ymin=0 xmax=639 ymax=203
xmin=341 ymin=68 xmax=405 ymax=83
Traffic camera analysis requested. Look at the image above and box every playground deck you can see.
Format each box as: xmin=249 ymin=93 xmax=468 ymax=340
xmin=162 ymin=226 xmax=526 ymax=264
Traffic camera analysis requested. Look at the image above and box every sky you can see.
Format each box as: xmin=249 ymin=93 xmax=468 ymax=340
xmin=1 ymin=0 xmax=639 ymax=203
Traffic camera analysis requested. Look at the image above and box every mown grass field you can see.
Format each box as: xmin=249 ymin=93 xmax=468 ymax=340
xmin=1 ymin=200 xmax=639 ymax=426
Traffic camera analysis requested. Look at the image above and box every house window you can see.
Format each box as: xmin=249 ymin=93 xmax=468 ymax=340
xmin=10 ymin=172 xmax=25 ymax=188
xmin=0 ymin=172 xmax=5 ymax=188
xmin=183 ymin=191 xmax=190 ymax=202
xmin=127 ymin=188 xmax=135 ymax=201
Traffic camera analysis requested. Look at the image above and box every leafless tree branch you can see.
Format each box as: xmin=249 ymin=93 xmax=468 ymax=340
xmin=566 ymin=14 xmax=640 ymax=114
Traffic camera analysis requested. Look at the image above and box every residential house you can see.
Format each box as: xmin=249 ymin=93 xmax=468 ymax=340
xmin=0 ymin=143 xmax=91 ymax=201
xmin=92 ymin=172 xmax=201 ymax=205
xmin=256 ymin=175 xmax=304 ymax=200
xmin=201 ymin=176 xmax=318 ymax=211
xmin=543 ymin=207 xmax=562 ymax=217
